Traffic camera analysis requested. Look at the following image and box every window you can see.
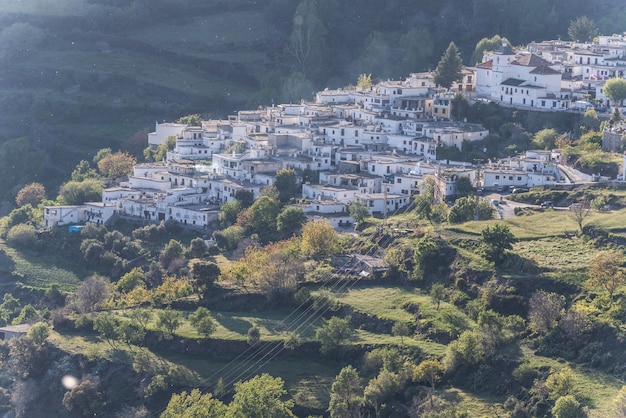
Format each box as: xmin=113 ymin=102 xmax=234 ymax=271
xmin=517 ymin=176 xmax=522 ymax=181
xmin=509 ymin=176 xmax=513 ymax=180
xmin=397 ymin=178 xmax=402 ymax=183
xmin=495 ymin=175 xmax=500 ymax=180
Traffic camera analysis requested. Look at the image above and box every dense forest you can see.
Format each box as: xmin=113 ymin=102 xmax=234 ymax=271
xmin=0 ymin=0 xmax=624 ymax=205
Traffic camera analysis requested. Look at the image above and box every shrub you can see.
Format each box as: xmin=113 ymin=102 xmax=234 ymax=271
xmin=6 ymin=223 xmax=38 ymax=249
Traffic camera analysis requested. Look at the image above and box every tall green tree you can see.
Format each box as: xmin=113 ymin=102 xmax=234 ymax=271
xmin=329 ymin=365 xmax=363 ymax=418
xmin=480 ymin=223 xmax=514 ymax=266
xmin=245 ymin=196 xmax=280 ymax=243
xmin=275 ymin=168 xmax=300 ymax=203
xmin=190 ymin=260 xmax=221 ymax=302
xmin=434 ymin=42 xmax=463 ymax=89
xmin=161 ymin=389 xmax=227 ymax=418
xmin=604 ymin=78 xmax=626 ymax=109
xmin=156 ymin=307 xmax=183 ymax=338
xmin=188 ymin=307 xmax=218 ymax=338
xmin=276 ymin=206 xmax=307 ymax=238
xmin=228 ymin=374 xmax=295 ymax=418
xmin=533 ymin=128 xmax=559 ymax=150
xmin=568 ymin=16 xmax=598 ymax=42
xmin=316 ymin=316 xmax=355 ymax=354
xmin=348 ymin=199 xmax=369 ymax=225
xmin=471 ymin=35 xmax=511 ymax=65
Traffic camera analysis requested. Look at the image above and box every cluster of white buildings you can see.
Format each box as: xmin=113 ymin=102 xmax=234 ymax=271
xmin=476 ymin=34 xmax=626 ymax=111
xmin=45 ymin=34 xmax=626 ymax=231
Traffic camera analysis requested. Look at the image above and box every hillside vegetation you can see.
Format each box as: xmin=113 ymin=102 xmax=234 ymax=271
xmin=2 ymin=181 xmax=626 ymax=416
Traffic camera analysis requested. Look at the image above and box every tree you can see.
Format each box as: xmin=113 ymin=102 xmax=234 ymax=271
xmin=178 ymin=114 xmax=201 ymax=125
xmin=570 ymin=197 xmax=591 ymax=234
xmin=190 ymin=260 xmax=221 ymax=302
xmin=62 ymin=380 xmax=104 ymax=418
xmin=528 ymin=290 xmax=564 ymax=334
xmin=275 ymin=168 xmax=300 ymax=204
xmin=73 ymin=275 xmax=111 ymax=313
xmin=93 ymin=314 xmax=120 ymax=347
xmin=364 ymin=369 xmax=401 ymax=417
xmin=533 ymin=128 xmax=559 ymax=150
xmin=188 ymin=237 xmax=209 ymax=258
xmin=316 ymin=316 xmax=355 ymax=354
xmin=234 ymin=188 xmax=254 ymax=208
xmin=146 ymin=135 xmax=176 ymax=162
xmin=455 ymin=176 xmax=474 ymax=197
xmin=471 ymin=35 xmax=511 ymax=65
xmin=348 ymin=199 xmax=369 ymax=225
xmin=413 ymin=359 xmax=444 ymax=408
xmin=357 ymin=73 xmax=372 ymax=90
xmin=8 ymin=335 xmax=49 ymax=378
xmin=434 ymin=42 xmax=463 ymax=89
xmin=71 ymin=160 xmax=100 ymax=182
xmin=27 ymin=322 xmax=49 ymax=346
xmin=430 ymin=283 xmax=446 ymax=310
xmin=229 ymin=374 xmax=295 ymax=418
xmin=97 ymin=151 xmax=136 ymax=179
xmin=156 ymin=307 xmax=182 ymax=338
xmin=552 ymin=395 xmax=586 ymax=418
xmin=244 ymin=196 xmax=280 ymax=243
xmin=129 ymin=308 xmax=153 ymax=331
xmin=161 ymin=389 xmax=227 ymax=418
xmin=586 ymin=250 xmax=626 ymax=302
xmin=276 ymin=206 xmax=307 ymax=238
xmin=448 ymin=196 xmax=493 ymax=223
xmin=247 ymin=325 xmax=261 ymax=346
xmin=451 ymin=92 xmax=470 ymax=121
xmin=219 ymin=200 xmax=242 ymax=227
xmin=329 ymin=365 xmax=363 ymax=418
xmin=301 ymin=218 xmax=339 ymax=259
xmin=160 ymin=239 xmax=185 ymax=270
xmin=6 ymin=224 xmax=38 ymax=249
xmin=117 ymin=267 xmax=146 ymax=293
xmin=480 ymin=223 xmax=514 ymax=266
xmin=15 ymin=182 xmax=45 ymax=207
xmin=188 ymin=307 xmax=218 ymax=338
xmin=568 ymin=16 xmax=598 ymax=42
xmin=59 ymin=178 xmax=104 ymax=205
xmin=604 ymin=78 xmax=626 ymax=109
xmin=546 ymin=366 xmax=577 ymax=399
xmin=392 ymin=321 xmax=410 ymax=345
xmin=92 ymin=147 xmax=112 ymax=165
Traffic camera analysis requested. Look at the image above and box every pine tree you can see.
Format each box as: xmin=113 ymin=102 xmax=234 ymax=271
xmin=434 ymin=41 xmax=463 ymax=89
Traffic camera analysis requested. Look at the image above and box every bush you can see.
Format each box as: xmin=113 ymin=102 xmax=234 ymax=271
xmin=6 ymin=223 xmax=38 ymax=249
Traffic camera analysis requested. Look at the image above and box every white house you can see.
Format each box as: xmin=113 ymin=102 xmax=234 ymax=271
xmin=44 ymin=206 xmax=86 ymax=228
xmin=148 ymin=122 xmax=186 ymax=146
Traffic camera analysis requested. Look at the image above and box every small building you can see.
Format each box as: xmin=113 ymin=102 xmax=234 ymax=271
xmin=0 ymin=324 xmax=31 ymax=341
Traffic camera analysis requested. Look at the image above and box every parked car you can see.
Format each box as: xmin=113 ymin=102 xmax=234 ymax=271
xmin=511 ymin=187 xmax=529 ymax=194
xmin=540 ymin=201 xmax=553 ymax=208
xmin=491 ymin=199 xmax=500 ymax=206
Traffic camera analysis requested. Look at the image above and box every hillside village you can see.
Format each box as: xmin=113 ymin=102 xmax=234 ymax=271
xmin=43 ymin=34 xmax=626 ymax=231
